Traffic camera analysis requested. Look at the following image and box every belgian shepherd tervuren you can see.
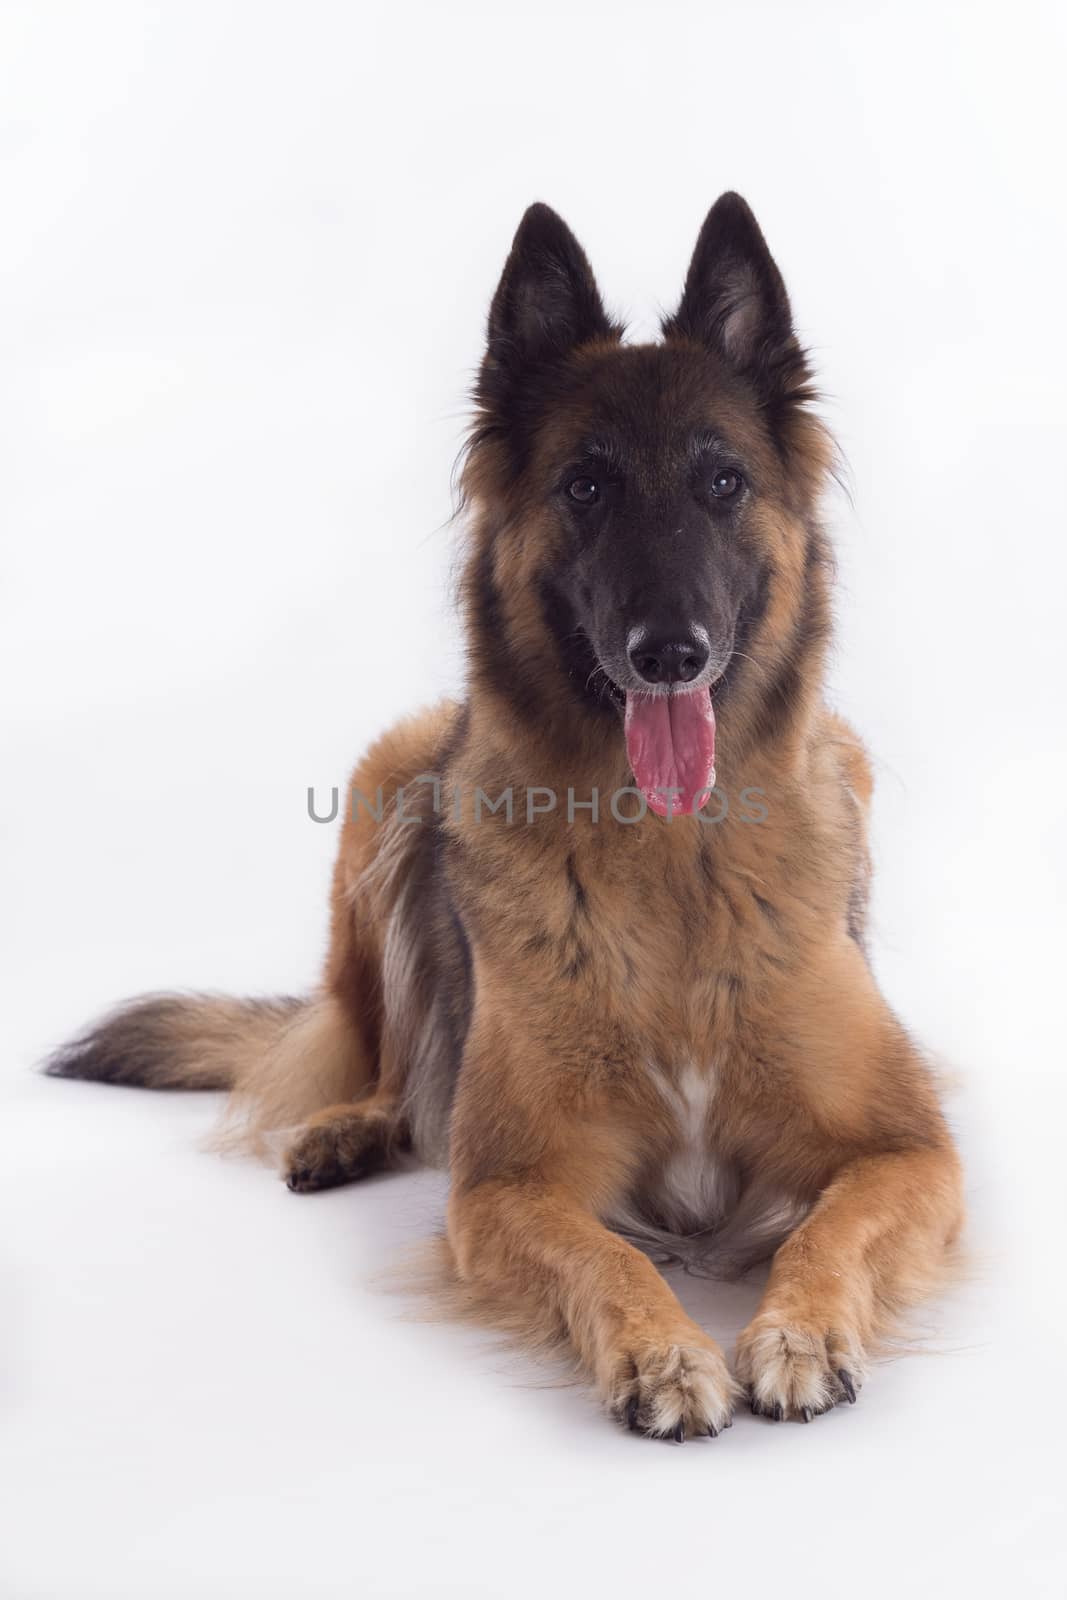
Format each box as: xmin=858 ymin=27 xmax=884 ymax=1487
xmin=49 ymin=194 xmax=963 ymax=1439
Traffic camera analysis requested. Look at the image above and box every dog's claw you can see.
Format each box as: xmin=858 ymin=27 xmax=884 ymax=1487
xmin=672 ymin=1421 xmax=685 ymax=1444
xmin=838 ymin=1368 xmax=857 ymax=1404
xmin=625 ymin=1396 xmax=640 ymax=1432
xmin=801 ymin=1406 xmax=813 ymax=1424
xmin=705 ymin=1421 xmax=719 ymax=1438
xmin=771 ymin=1401 xmax=783 ymax=1421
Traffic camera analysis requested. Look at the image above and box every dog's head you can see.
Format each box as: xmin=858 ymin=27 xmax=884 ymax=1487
xmin=464 ymin=195 xmax=833 ymax=813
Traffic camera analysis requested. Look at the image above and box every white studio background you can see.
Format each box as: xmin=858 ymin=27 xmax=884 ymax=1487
xmin=1 ymin=3 xmax=1065 ymax=1597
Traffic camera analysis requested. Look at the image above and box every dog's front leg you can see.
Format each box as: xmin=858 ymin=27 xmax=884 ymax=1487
xmin=446 ymin=1020 xmax=738 ymax=1439
xmin=450 ymin=1176 xmax=738 ymax=1438
xmin=736 ymin=1141 xmax=964 ymax=1421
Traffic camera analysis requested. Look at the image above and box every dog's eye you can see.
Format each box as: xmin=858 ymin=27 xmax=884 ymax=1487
xmin=567 ymin=477 xmax=599 ymax=505
xmin=710 ymin=469 xmax=743 ymax=500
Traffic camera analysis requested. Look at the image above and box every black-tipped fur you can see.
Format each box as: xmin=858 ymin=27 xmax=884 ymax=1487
xmin=45 ymin=994 xmax=302 ymax=1091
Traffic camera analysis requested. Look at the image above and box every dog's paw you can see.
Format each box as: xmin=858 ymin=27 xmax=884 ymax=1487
xmin=735 ymin=1314 xmax=867 ymax=1422
xmin=283 ymin=1109 xmax=390 ymax=1193
xmin=609 ymin=1339 xmax=739 ymax=1441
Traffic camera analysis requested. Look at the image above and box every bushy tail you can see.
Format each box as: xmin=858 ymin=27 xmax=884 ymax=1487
xmin=46 ymin=991 xmax=372 ymax=1158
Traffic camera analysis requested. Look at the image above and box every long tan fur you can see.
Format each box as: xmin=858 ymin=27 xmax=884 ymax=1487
xmin=49 ymin=195 xmax=964 ymax=1438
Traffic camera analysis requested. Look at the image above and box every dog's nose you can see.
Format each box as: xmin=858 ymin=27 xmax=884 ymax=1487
xmin=628 ymin=631 xmax=710 ymax=686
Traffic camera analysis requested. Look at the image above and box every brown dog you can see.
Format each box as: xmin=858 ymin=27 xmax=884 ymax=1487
xmin=49 ymin=194 xmax=963 ymax=1439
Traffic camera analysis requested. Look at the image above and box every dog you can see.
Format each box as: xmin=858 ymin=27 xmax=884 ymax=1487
xmin=49 ymin=193 xmax=964 ymax=1439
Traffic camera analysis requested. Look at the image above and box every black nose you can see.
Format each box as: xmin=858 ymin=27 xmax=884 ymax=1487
xmin=629 ymin=632 xmax=710 ymax=686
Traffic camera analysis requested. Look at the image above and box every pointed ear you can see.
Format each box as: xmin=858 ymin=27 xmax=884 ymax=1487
xmin=479 ymin=204 xmax=618 ymax=412
xmin=663 ymin=193 xmax=800 ymax=386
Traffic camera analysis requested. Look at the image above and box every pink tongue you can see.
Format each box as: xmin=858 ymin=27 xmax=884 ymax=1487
xmin=624 ymin=690 xmax=716 ymax=817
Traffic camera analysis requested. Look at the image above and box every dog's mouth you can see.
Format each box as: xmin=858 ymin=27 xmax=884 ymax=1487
xmin=622 ymin=684 xmax=716 ymax=817
xmin=598 ymin=671 xmax=718 ymax=817
xmin=584 ymin=625 xmax=725 ymax=817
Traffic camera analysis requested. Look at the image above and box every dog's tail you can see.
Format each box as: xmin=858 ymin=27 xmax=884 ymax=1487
xmin=45 ymin=991 xmax=371 ymax=1156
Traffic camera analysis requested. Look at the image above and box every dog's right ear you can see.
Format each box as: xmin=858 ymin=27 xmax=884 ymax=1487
xmin=663 ymin=193 xmax=797 ymax=379
xmin=479 ymin=204 xmax=617 ymax=413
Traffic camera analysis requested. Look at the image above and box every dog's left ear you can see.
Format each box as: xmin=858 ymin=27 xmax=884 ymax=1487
xmin=663 ymin=193 xmax=800 ymax=387
xmin=479 ymin=204 xmax=618 ymax=420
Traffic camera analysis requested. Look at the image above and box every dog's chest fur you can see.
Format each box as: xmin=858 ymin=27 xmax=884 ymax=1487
xmin=609 ymin=1058 xmax=808 ymax=1275
xmin=644 ymin=1062 xmax=734 ymax=1231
